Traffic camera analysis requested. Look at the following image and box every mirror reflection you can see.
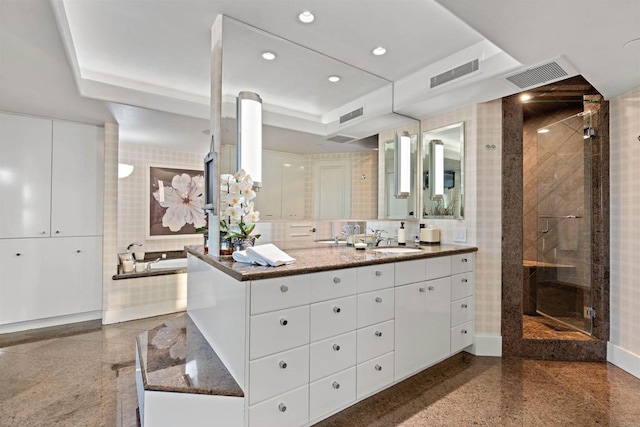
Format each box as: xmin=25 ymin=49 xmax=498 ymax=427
xmin=422 ymin=122 xmax=464 ymax=219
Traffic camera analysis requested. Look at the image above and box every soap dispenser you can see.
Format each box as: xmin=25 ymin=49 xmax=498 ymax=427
xmin=398 ymin=222 xmax=406 ymax=246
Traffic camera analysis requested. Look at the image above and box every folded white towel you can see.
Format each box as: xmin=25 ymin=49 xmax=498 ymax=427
xmin=232 ymin=244 xmax=296 ymax=267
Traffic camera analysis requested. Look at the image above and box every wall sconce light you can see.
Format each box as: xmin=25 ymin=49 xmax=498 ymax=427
xmin=430 ymin=139 xmax=444 ymax=200
xmin=237 ymin=91 xmax=263 ymax=188
xmin=118 ymin=163 xmax=134 ymax=179
xmin=394 ymin=131 xmax=411 ymax=199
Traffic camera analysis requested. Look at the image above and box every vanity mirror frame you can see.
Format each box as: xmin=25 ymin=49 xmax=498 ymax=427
xmin=421 ymin=121 xmax=465 ymax=220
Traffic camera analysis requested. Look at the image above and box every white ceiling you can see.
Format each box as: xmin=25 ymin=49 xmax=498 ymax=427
xmin=1 ymin=0 xmax=639 ymax=155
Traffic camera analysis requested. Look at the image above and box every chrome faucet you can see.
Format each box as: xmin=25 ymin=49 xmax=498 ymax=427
xmin=370 ymin=229 xmax=388 ymax=246
xmin=127 ymin=242 xmax=143 ymax=251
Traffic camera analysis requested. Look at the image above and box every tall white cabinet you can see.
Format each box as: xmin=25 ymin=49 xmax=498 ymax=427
xmin=0 ymin=112 xmax=104 ymax=332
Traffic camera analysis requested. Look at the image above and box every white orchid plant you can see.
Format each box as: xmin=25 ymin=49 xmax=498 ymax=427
xmin=220 ymin=169 xmax=261 ymax=240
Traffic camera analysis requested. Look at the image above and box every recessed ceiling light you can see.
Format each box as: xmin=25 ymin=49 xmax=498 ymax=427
xmin=537 ymin=129 xmax=550 ymax=134
xmin=520 ymin=94 xmax=532 ymax=102
xmin=262 ymin=51 xmax=276 ymax=61
xmin=299 ymin=11 xmax=314 ymax=23
xmin=623 ymin=37 xmax=640 ymax=48
xmin=328 ymin=75 xmax=341 ymax=83
xmin=372 ymin=46 xmax=387 ymax=56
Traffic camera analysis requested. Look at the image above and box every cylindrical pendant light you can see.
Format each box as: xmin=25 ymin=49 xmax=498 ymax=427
xmin=430 ymin=139 xmax=444 ymax=200
xmin=394 ymin=131 xmax=411 ymax=199
xmin=237 ymin=91 xmax=263 ymax=188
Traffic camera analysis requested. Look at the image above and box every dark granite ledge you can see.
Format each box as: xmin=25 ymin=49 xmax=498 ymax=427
xmin=113 ymin=250 xmax=188 ymax=280
xmin=186 ymin=243 xmax=478 ymax=281
xmin=0 ymin=319 xmax=102 ymax=347
xmin=136 ymin=314 xmax=243 ymax=397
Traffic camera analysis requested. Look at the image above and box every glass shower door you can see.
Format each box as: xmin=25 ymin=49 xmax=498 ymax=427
xmin=535 ymin=111 xmax=593 ymax=335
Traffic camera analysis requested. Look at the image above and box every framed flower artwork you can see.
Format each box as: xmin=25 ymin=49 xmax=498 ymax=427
xmin=146 ymin=165 xmax=207 ymax=239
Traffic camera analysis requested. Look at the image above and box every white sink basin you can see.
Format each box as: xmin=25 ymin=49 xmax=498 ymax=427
xmin=148 ymin=258 xmax=188 ymax=270
xmin=372 ymin=247 xmax=422 ymax=254
xmin=316 ymin=240 xmax=347 ymax=244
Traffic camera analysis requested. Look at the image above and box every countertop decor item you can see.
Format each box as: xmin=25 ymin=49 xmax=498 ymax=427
xmin=220 ymin=170 xmax=261 ymax=248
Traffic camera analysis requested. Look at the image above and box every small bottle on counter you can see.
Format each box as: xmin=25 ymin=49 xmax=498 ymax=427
xmin=414 ymin=235 xmax=420 ymax=246
xmin=398 ymin=222 xmax=406 ymax=245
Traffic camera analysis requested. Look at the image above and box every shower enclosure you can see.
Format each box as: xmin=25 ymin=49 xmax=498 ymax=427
xmin=533 ymin=111 xmax=593 ymax=335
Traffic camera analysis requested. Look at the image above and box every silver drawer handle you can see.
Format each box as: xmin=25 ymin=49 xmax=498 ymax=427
xmin=428 ymin=286 xmax=434 ymax=291
xmin=333 ymin=344 xmax=340 ymax=351
xmin=279 ymin=361 xmax=287 ymax=369
xmin=76 ymin=250 xmax=82 ymax=253
xmin=419 ymin=287 xmax=426 ymax=292
xmin=55 ymin=230 xmax=60 ymax=234
xmin=40 ymin=231 xmax=46 ymax=234
xmin=280 ymin=285 xmax=288 ymax=293
xmin=461 ymin=303 xmax=468 ymax=308
xmin=278 ymin=403 xmax=287 ymax=412
xmin=375 ymin=271 xmax=382 ymax=277
xmin=280 ymin=318 xmax=288 ymax=326
xmin=333 ymin=306 xmax=341 ymax=313
xmin=375 ymin=297 xmax=383 ymax=303
xmin=375 ymin=331 xmax=382 ymax=337
xmin=332 ymin=381 xmax=340 ymax=389
xmin=333 ymin=277 xmax=341 ymax=284
xmin=16 ymin=253 xmax=21 ymax=256
xmin=461 ymin=329 xmax=468 ymax=334
xmin=375 ymin=365 xmax=382 ymax=371
xmin=461 ymin=258 xmax=468 ymax=263
xmin=461 ymin=278 xmax=468 ymax=283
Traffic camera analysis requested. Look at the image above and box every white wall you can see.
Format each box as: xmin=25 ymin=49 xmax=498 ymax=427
xmin=609 ymin=85 xmax=640 ymax=378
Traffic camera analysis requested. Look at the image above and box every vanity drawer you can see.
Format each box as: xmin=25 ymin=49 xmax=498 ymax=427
xmin=250 ymin=306 xmax=310 ymax=360
xmin=451 ymin=321 xmax=474 ymax=353
xmin=451 ymin=297 xmax=474 ymax=327
xmin=249 ymin=345 xmax=309 ymax=405
xmin=395 ymin=259 xmax=426 ymax=286
xmin=357 ymin=288 xmax=394 ymax=328
xmin=249 ymin=384 xmax=309 ymax=427
xmin=310 ymin=268 xmax=357 ymax=303
xmin=356 ymin=320 xmax=394 ymax=364
xmin=425 ymin=256 xmax=452 ymax=280
xmin=357 ymin=263 xmax=394 ymax=293
xmin=251 ymin=275 xmax=311 ymax=315
xmin=310 ymin=295 xmax=357 ymax=342
xmin=356 ymin=351 xmax=394 ymax=399
xmin=451 ymin=253 xmax=474 ymax=275
xmin=451 ymin=272 xmax=474 ymax=301
xmin=309 ymin=367 xmax=356 ymax=422
xmin=310 ymin=331 xmax=356 ymax=382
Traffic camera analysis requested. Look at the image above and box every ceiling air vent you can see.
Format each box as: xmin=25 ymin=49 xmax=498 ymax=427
xmin=430 ymin=59 xmax=479 ymax=89
xmin=506 ymin=61 xmax=568 ymax=89
xmin=326 ymin=134 xmax=356 ymax=143
xmin=339 ymin=107 xmax=364 ymax=124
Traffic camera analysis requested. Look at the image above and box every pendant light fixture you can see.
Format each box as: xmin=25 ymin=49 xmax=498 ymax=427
xmin=430 ymin=139 xmax=445 ymax=200
xmin=236 ymin=91 xmax=263 ymax=188
xmin=394 ymin=131 xmax=411 ymax=199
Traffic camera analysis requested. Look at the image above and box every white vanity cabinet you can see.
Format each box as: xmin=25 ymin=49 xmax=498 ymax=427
xmin=186 ymin=250 xmax=475 ymax=427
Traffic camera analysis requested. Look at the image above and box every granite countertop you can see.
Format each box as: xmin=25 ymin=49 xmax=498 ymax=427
xmin=136 ymin=314 xmax=244 ymax=397
xmin=113 ymin=250 xmax=187 ymax=280
xmin=185 ymin=243 xmax=477 ymax=281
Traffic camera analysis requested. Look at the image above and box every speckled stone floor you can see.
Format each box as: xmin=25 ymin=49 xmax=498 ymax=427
xmin=1 ymin=313 xmax=639 ymax=426
xmin=523 ymin=315 xmax=595 ymax=341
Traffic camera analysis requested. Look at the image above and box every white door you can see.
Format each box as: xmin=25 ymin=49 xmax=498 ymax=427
xmin=51 ymin=122 xmax=104 ymax=237
xmin=423 ymin=276 xmax=452 ymax=366
xmin=256 ymin=151 xmax=283 ymax=220
xmin=281 ymin=153 xmax=306 ymax=219
xmin=394 ymin=282 xmax=427 ymax=380
xmin=0 ymin=113 xmax=52 ymax=238
xmin=314 ymin=160 xmax=351 ymax=219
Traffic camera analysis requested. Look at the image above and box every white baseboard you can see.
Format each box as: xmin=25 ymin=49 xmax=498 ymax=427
xmin=0 ymin=310 xmax=102 ymax=334
xmin=607 ymin=342 xmax=640 ymax=380
xmin=103 ymin=300 xmax=187 ymax=325
xmin=469 ymin=334 xmax=502 ymax=356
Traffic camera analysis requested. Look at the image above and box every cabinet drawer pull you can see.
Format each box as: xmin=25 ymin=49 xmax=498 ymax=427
xmin=55 ymin=230 xmax=60 ymax=234
xmin=375 ymin=297 xmax=383 ymax=303
xmin=76 ymin=250 xmax=82 ymax=253
xmin=461 ymin=329 xmax=468 ymax=334
xmin=419 ymin=287 xmax=426 ymax=292
xmin=374 ymin=364 xmax=382 ymax=371
xmin=375 ymin=270 xmax=382 ymax=277
xmin=332 ymin=344 xmax=340 ymax=351
xmin=333 ymin=277 xmax=341 ymax=284
xmin=428 ymin=286 xmax=434 ymax=291
xmin=279 ymin=361 xmax=287 ymax=369
xmin=333 ymin=306 xmax=341 ymax=314
xmin=278 ymin=403 xmax=287 ymax=413
xmin=461 ymin=258 xmax=468 ymax=263
xmin=280 ymin=318 xmax=288 ymax=326
xmin=461 ymin=303 xmax=468 ymax=308
xmin=461 ymin=278 xmax=468 ymax=283
xmin=280 ymin=285 xmax=288 ymax=293
xmin=16 ymin=253 xmax=21 ymax=256
xmin=375 ymin=331 xmax=382 ymax=337
xmin=40 ymin=231 xmax=46 ymax=235
xmin=332 ymin=381 xmax=340 ymax=390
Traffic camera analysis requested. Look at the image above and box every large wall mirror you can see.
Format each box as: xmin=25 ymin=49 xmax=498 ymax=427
xmin=218 ymin=16 xmax=410 ymax=220
xmin=422 ymin=122 xmax=464 ymax=219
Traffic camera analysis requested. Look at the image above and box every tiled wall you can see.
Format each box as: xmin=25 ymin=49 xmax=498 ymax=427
xmin=101 ymin=123 xmax=120 ymax=321
xmin=610 ymin=86 xmax=640 ymax=357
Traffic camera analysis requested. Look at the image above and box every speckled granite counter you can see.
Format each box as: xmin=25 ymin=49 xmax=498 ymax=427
xmin=185 ymin=243 xmax=477 ymax=281
xmin=136 ymin=314 xmax=243 ymax=397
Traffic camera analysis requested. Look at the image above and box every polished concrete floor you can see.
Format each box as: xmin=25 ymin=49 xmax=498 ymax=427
xmin=1 ymin=313 xmax=639 ymax=426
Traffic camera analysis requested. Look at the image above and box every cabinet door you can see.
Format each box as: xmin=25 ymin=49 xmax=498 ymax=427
xmin=424 ymin=277 xmax=451 ymax=366
xmin=0 ymin=113 xmax=52 ymax=238
xmin=394 ymin=282 xmax=427 ymax=380
xmin=51 ymin=122 xmax=104 ymax=237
